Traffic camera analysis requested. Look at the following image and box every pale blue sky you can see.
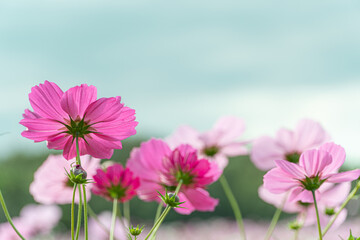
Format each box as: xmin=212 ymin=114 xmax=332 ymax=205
xmin=1 ymin=0 xmax=360 ymax=164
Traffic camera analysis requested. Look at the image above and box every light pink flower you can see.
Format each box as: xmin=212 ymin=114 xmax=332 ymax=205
xmin=30 ymin=154 xmax=101 ymax=204
xmin=259 ymin=182 xmax=350 ymax=228
xmin=263 ymin=142 xmax=360 ymax=203
xmin=251 ymin=119 xmax=330 ymax=171
xmin=89 ymin=211 xmax=127 ymax=240
xmin=166 ymin=116 xmax=247 ymax=169
xmin=127 ymin=138 xmax=222 ymax=214
xmin=92 ymin=163 xmax=140 ymax=202
xmin=20 ymin=81 xmax=138 ymax=160
xmin=0 ymin=204 xmax=61 ymax=239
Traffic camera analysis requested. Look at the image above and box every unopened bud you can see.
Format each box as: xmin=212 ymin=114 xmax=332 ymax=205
xmin=71 ymin=164 xmax=87 ymax=179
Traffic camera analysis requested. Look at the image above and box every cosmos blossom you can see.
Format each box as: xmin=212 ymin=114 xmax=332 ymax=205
xmin=263 ymin=142 xmax=360 ymax=203
xmin=92 ymin=163 xmax=140 ymax=202
xmin=20 ymin=81 xmax=138 ymax=160
xmin=166 ymin=116 xmax=248 ymax=169
xmin=259 ymin=182 xmax=351 ymax=228
xmin=251 ymin=119 xmax=330 ymax=171
xmin=30 ymin=154 xmax=101 ymax=204
xmin=127 ymin=138 xmax=222 ymax=214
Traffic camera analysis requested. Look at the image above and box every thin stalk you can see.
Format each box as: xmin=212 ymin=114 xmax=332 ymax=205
xmin=219 ymin=175 xmax=246 ymax=240
xmin=293 ymin=228 xmax=299 ymax=240
xmin=264 ymin=207 xmax=282 ymax=240
xmin=124 ymin=201 xmax=130 ymax=225
xmin=0 ymin=190 xmax=26 ymax=240
xmin=75 ymin=184 xmax=83 ymax=240
xmin=144 ymin=180 xmax=183 ymax=240
xmin=154 ymin=203 xmax=163 ymax=224
xmin=322 ymin=180 xmax=360 ymax=236
xmin=82 ymin=185 xmax=88 ymax=240
xmin=145 ymin=206 xmax=171 ymax=240
xmin=71 ymin=183 xmax=78 ymax=240
xmin=75 ymin=135 xmax=81 ymax=165
xmin=311 ymin=190 xmax=322 ymax=240
xmin=110 ymin=198 xmax=118 ymax=240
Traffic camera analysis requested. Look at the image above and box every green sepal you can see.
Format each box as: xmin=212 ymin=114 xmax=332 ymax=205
xmin=129 ymin=224 xmax=144 ymax=236
xmin=65 ymin=168 xmax=93 ymax=185
xmin=157 ymin=190 xmax=185 ymax=208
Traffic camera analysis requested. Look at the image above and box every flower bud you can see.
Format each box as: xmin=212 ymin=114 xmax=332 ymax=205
xmin=168 ymin=193 xmax=180 ymax=203
xmin=325 ymin=207 xmax=335 ymax=216
xmin=71 ymin=164 xmax=87 ymax=179
xmin=129 ymin=225 xmax=144 ymax=236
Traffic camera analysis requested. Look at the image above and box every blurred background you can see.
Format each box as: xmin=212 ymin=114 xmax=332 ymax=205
xmin=1 ymin=0 xmax=360 ymax=236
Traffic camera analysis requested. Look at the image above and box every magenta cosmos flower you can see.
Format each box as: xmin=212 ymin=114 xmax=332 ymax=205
xmin=166 ymin=116 xmax=248 ymax=169
xmin=251 ymin=119 xmax=330 ymax=171
xmin=92 ymin=163 xmax=140 ymax=202
xmin=30 ymin=154 xmax=101 ymax=204
xmin=263 ymin=142 xmax=360 ymax=203
xmin=127 ymin=138 xmax=222 ymax=214
xmin=259 ymin=182 xmax=350 ymax=228
xmin=20 ymin=81 xmax=138 ymax=160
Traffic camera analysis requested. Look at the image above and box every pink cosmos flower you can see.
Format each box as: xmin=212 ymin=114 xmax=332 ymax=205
xmin=89 ymin=211 xmax=127 ymax=240
xmin=20 ymin=81 xmax=138 ymax=160
xmin=127 ymin=138 xmax=222 ymax=214
xmin=259 ymin=182 xmax=350 ymax=228
xmin=251 ymin=119 xmax=330 ymax=171
xmin=92 ymin=163 xmax=140 ymax=202
xmin=0 ymin=204 xmax=61 ymax=239
xmin=166 ymin=116 xmax=247 ymax=169
xmin=30 ymin=154 xmax=101 ymax=204
xmin=263 ymin=142 xmax=360 ymax=203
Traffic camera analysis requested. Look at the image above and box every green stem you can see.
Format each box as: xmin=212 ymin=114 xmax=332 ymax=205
xmin=154 ymin=202 xmax=163 ymax=224
xmin=75 ymin=184 xmax=83 ymax=240
xmin=219 ymin=175 xmax=246 ymax=240
xmin=264 ymin=206 xmax=282 ymax=240
xmin=83 ymin=185 xmax=88 ymax=240
xmin=71 ymin=183 xmax=77 ymax=240
xmin=0 ymin=190 xmax=26 ymax=240
xmin=322 ymin=180 xmax=360 ymax=237
xmin=75 ymin=135 xmax=81 ymax=165
xmin=110 ymin=198 xmax=118 ymax=240
xmin=311 ymin=190 xmax=322 ymax=240
xmin=145 ymin=206 xmax=171 ymax=240
xmin=124 ymin=201 xmax=130 ymax=225
xmin=293 ymin=228 xmax=300 ymax=240
xmin=145 ymin=180 xmax=183 ymax=240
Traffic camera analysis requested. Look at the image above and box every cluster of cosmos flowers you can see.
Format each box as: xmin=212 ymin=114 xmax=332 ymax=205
xmin=1 ymin=81 xmax=359 ymax=240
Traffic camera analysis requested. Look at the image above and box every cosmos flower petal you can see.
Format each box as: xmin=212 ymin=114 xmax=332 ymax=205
xmin=294 ymin=119 xmax=330 ymax=151
xmin=173 ymin=192 xmax=195 ymax=215
xmin=60 ymin=84 xmax=97 ymax=120
xmin=320 ymin=142 xmax=346 ymax=174
xmin=327 ymin=170 xmax=360 ymax=183
xmin=211 ymin=116 xmax=246 ymax=146
xmin=181 ymin=188 xmax=219 ymax=212
xmin=263 ymin=167 xmax=299 ymax=193
xmin=20 ymin=118 xmax=64 ymax=142
xmin=166 ymin=125 xmax=203 ymax=149
xmin=84 ymin=97 xmax=123 ymax=123
xmin=275 ymin=160 xmax=305 ymax=179
xmin=299 ymin=149 xmax=332 ymax=176
xmin=28 ymin=81 xmax=67 ymax=121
